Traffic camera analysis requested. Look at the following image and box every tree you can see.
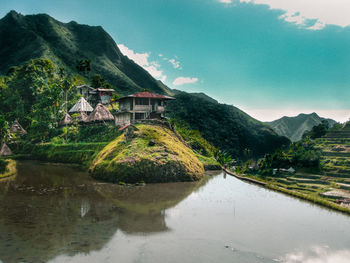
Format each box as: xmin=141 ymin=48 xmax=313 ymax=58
xmin=0 ymin=115 xmax=9 ymax=143
xmin=91 ymin=74 xmax=105 ymax=89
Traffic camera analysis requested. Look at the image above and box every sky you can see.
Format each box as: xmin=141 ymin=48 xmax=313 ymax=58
xmin=1 ymin=0 xmax=350 ymax=122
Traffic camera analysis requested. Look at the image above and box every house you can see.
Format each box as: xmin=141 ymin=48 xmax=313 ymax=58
xmin=75 ymin=85 xmax=114 ymax=105
xmin=115 ymin=91 xmax=175 ymax=126
xmin=91 ymin=88 xmax=115 ymax=105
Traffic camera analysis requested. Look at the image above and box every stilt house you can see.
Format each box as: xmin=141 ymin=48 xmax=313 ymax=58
xmin=115 ymin=91 xmax=175 ymax=126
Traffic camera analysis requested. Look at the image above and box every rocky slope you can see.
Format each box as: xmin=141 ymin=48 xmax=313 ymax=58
xmin=266 ymin=113 xmax=336 ymax=142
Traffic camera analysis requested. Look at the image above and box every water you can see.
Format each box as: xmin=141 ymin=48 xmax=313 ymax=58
xmin=0 ymin=161 xmax=349 ymax=263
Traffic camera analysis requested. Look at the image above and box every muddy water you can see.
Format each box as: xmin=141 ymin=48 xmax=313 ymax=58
xmin=0 ymin=161 xmax=349 ymax=263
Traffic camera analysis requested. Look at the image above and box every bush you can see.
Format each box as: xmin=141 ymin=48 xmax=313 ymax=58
xmin=0 ymin=159 xmax=8 ymax=173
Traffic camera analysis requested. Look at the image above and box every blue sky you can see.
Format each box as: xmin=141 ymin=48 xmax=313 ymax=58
xmin=1 ymin=0 xmax=349 ymax=122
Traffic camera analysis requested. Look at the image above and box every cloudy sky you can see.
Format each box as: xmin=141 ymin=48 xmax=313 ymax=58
xmin=1 ymin=0 xmax=349 ymax=122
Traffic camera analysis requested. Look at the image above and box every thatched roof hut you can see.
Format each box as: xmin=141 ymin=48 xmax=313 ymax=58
xmin=69 ymin=97 xmax=93 ymax=113
xmin=87 ymin=103 xmax=114 ymax=122
xmin=9 ymin=120 xmax=27 ymax=136
xmin=59 ymin=113 xmax=72 ymax=126
xmin=0 ymin=143 xmax=12 ymax=156
xmin=75 ymin=112 xmax=88 ymax=123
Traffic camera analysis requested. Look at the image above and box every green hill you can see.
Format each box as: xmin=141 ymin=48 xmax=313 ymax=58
xmin=0 ymin=10 xmax=171 ymax=96
xmin=0 ymin=11 xmax=289 ymax=158
xmin=167 ymin=91 xmax=290 ymax=157
xmin=266 ymin=113 xmax=336 ymax=142
xmin=89 ymin=124 xmax=204 ymax=183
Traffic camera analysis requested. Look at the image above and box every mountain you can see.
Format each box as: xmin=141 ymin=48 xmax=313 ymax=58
xmin=0 ymin=10 xmax=171 ymax=96
xmin=266 ymin=113 xmax=337 ymax=142
xmin=0 ymin=11 xmax=289 ymax=158
xmin=168 ymin=91 xmax=290 ymax=157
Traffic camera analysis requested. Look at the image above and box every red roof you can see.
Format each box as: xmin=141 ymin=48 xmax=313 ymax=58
xmin=119 ymin=91 xmax=175 ymax=100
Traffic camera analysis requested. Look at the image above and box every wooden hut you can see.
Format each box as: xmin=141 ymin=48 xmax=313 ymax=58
xmin=87 ymin=103 xmax=114 ymax=123
xmin=0 ymin=143 xmax=12 ymax=156
xmin=69 ymin=97 xmax=94 ymax=113
xmin=76 ymin=112 xmax=88 ymax=123
xmin=59 ymin=113 xmax=72 ymax=126
xmin=9 ymin=120 xmax=27 ymax=136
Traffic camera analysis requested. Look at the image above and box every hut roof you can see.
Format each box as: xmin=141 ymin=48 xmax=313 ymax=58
xmin=9 ymin=120 xmax=27 ymax=135
xmin=69 ymin=97 xmax=93 ymax=113
xmin=59 ymin=113 xmax=72 ymax=126
xmin=87 ymin=103 xmax=114 ymax=122
xmin=0 ymin=143 xmax=12 ymax=156
xmin=76 ymin=112 xmax=88 ymax=123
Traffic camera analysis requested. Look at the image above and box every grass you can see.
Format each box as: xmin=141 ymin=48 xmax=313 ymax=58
xmin=90 ymin=124 xmax=205 ymax=183
xmin=26 ymin=142 xmax=108 ymax=167
xmin=236 ymin=171 xmax=350 ymax=215
xmin=0 ymin=159 xmax=17 ymax=179
xmin=195 ymin=154 xmax=221 ymax=170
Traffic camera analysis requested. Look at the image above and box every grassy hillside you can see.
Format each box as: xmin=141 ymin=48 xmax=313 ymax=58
xmin=266 ymin=112 xmax=336 ymax=142
xmin=0 ymin=10 xmax=171 ymax=96
xmin=167 ymin=91 xmax=290 ymax=158
xmin=0 ymin=11 xmax=290 ymax=159
xmin=89 ymin=124 xmax=205 ymax=183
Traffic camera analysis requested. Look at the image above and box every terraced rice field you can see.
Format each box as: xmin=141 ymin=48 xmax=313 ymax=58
xmin=245 ymin=124 xmax=350 ymax=212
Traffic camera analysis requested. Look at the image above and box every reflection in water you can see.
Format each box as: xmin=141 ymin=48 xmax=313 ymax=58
xmin=282 ymin=246 xmax=350 ymax=263
xmin=1 ymin=161 xmax=350 ymax=263
xmin=0 ymin=161 xmax=211 ymax=263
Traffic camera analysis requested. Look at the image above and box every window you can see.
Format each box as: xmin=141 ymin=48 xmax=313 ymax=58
xmin=135 ymin=113 xmax=144 ymax=120
xmin=135 ymin=98 xmax=149 ymax=105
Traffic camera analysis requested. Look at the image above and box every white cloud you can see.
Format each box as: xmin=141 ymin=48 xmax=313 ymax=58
xmin=169 ymin=58 xmax=181 ymax=69
xmin=218 ymin=0 xmax=232 ymax=3
xmin=118 ymin=44 xmax=166 ymax=82
xmin=173 ymin=77 xmax=198 ymax=86
xmin=282 ymin=247 xmax=350 ymax=263
xmin=242 ymin=108 xmax=350 ymax=123
xmin=237 ymin=0 xmax=350 ymax=29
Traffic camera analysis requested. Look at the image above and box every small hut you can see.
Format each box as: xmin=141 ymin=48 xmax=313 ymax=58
xmin=9 ymin=120 xmax=27 ymax=136
xmin=76 ymin=112 xmax=88 ymax=123
xmin=87 ymin=103 xmax=114 ymax=123
xmin=0 ymin=143 xmax=12 ymax=156
xmin=59 ymin=113 xmax=72 ymax=126
xmin=69 ymin=97 xmax=94 ymax=113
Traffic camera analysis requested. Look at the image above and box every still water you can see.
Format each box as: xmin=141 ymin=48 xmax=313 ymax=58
xmin=0 ymin=161 xmax=349 ymax=263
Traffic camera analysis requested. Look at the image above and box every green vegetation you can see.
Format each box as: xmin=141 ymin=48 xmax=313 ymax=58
xmin=0 ymin=11 xmax=290 ymax=161
xmin=90 ymin=124 xmax=205 ymax=183
xmin=23 ymin=142 xmax=108 ymax=166
xmin=167 ymin=91 xmax=290 ymax=158
xmin=0 ymin=159 xmax=7 ymax=173
xmin=0 ymin=11 xmax=171 ymax=96
xmin=236 ymin=122 xmax=350 ymax=214
xmin=0 ymin=159 xmax=16 ymax=179
xmin=266 ymin=112 xmax=336 ymax=142
xmin=257 ymin=139 xmax=322 ymax=175
xmin=302 ymin=120 xmax=331 ymax=139
xmin=169 ymin=119 xmax=221 ymax=169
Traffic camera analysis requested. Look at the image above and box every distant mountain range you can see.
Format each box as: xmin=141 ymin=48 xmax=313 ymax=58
xmin=0 ymin=11 xmax=289 ymax=157
xmin=266 ymin=113 xmax=337 ymax=142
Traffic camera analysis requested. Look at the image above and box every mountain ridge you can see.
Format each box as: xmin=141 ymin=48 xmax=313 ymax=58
xmin=0 ymin=10 xmax=289 ymax=157
xmin=266 ymin=112 xmax=337 ymax=142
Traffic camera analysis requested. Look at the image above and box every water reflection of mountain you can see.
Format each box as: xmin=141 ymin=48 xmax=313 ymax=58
xmin=0 ymin=161 xmax=214 ymax=263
